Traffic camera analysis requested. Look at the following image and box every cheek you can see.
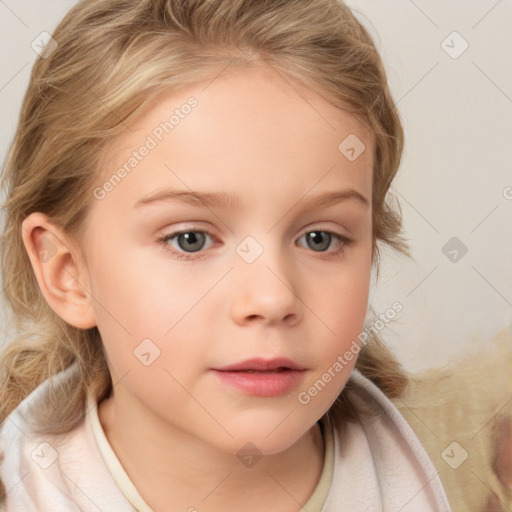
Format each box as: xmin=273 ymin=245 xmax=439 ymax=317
xmin=316 ymin=259 xmax=371 ymax=342
xmin=88 ymin=241 xmax=197 ymax=331
xmin=295 ymin=263 xmax=371 ymax=415
xmin=86 ymin=248 xmax=214 ymax=380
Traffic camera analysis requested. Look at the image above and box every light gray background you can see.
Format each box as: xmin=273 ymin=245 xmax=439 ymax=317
xmin=1 ymin=1 xmax=511 ymax=372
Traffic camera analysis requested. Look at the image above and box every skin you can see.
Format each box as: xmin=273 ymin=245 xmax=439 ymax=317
xmin=22 ymin=62 xmax=376 ymax=511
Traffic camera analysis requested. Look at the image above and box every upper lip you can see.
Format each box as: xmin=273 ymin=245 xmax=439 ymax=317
xmin=213 ymin=357 xmax=306 ymax=371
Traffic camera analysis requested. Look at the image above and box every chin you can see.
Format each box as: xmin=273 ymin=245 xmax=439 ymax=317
xmin=210 ymin=414 xmax=317 ymax=457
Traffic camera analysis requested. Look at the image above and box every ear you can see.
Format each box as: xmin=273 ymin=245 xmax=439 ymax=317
xmin=21 ymin=212 xmax=97 ymax=329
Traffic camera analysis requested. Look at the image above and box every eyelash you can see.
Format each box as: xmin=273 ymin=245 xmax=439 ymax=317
xmin=156 ymin=228 xmax=353 ymax=261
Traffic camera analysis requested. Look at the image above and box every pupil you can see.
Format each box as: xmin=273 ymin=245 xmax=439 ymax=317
xmin=179 ymin=232 xmax=205 ymax=252
xmin=308 ymin=231 xmax=330 ymax=251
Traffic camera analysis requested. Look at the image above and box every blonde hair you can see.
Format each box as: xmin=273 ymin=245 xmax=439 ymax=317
xmin=0 ymin=0 xmax=411 ymax=436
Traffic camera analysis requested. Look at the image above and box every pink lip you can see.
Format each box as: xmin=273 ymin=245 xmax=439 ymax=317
xmin=211 ymin=358 xmax=306 ymax=397
xmin=213 ymin=357 xmax=306 ymax=372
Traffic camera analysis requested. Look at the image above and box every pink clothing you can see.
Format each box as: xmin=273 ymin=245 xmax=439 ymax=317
xmin=0 ymin=367 xmax=451 ymax=511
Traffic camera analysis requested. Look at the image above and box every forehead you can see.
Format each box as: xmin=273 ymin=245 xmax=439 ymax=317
xmin=93 ymin=63 xmax=374 ymax=213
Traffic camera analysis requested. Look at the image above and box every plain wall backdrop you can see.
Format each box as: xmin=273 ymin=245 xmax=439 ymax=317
xmin=0 ymin=0 xmax=511 ymax=372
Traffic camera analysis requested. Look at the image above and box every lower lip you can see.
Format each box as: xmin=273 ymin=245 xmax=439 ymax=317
xmin=211 ymin=369 xmax=306 ymax=397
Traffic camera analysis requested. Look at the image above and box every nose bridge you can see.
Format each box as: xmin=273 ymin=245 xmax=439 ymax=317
xmin=230 ymin=232 xmax=302 ymax=324
xmin=239 ymin=234 xmax=294 ymax=293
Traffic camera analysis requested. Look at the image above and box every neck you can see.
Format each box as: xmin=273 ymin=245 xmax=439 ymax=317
xmin=98 ymin=390 xmax=325 ymax=512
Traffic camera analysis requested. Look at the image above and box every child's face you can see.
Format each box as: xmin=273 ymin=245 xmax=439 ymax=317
xmin=81 ymin=63 xmax=373 ymax=454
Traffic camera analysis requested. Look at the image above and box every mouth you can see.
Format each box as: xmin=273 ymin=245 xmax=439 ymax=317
xmin=210 ymin=358 xmax=306 ymax=397
xmin=231 ymin=368 xmax=291 ymax=373
xmin=212 ymin=357 xmax=306 ymax=372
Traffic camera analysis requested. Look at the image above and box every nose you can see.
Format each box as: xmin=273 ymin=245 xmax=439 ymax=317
xmin=229 ymin=246 xmax=303 ymax=327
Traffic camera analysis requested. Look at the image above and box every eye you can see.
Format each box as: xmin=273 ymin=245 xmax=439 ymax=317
xmin=296 ymin=230 xmax=352 ymax=259
xmin=157 ymin=228 xmax=352 ymax=261
xmin=158 ymin=230 xmax=215 ymax=259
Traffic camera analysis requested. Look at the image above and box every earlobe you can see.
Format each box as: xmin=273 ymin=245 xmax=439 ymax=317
xmin=21 ymin=212 xmax=97 ymax=329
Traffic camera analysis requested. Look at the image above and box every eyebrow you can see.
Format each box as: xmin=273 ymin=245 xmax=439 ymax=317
xmin=134 ymin=188 xmax=370 ymax=211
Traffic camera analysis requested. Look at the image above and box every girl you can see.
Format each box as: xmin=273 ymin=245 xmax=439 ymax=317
xmin=0 ymin=0 xmax=451 ymax=510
